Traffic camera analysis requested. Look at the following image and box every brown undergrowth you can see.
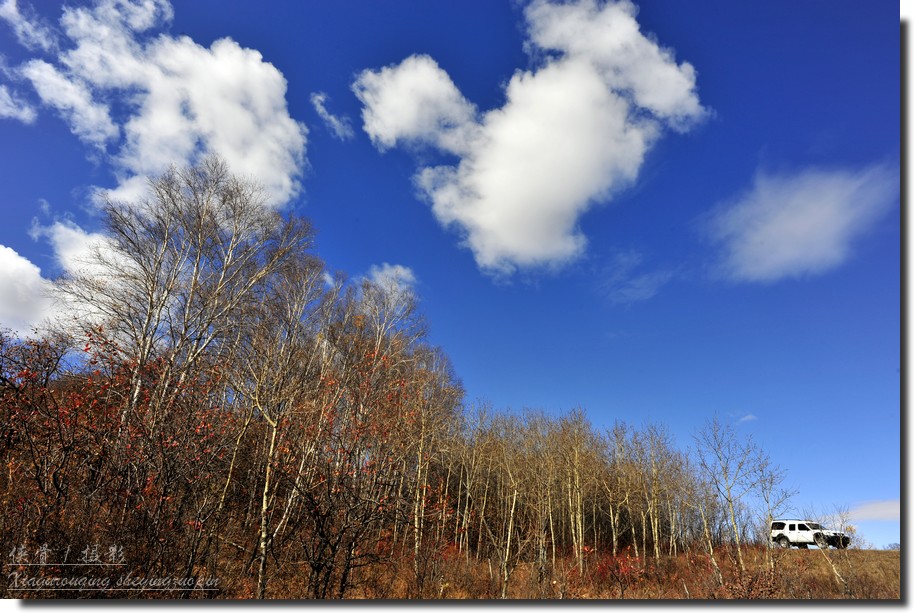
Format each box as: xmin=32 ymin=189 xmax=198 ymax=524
xmin=341 ymin=545 xmax=900 ymax=600
xmin=4 ymin=539 xmax=899 ymax=599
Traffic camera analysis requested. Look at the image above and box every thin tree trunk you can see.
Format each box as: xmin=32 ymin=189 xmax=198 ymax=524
xmin=698 ymin=502 xmax=723 ymax=587
xmin=500 ymin=486 xmax=518 ymax=599
xmin=256 ymin=424 xmax=279 ymax=599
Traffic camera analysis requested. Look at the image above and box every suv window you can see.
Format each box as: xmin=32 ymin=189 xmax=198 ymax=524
xmin=798 ymin=524 xmax=809 ymax=531
xmin=789 ymin=524 xmax=796 ymax=530
xmin=771 ymin=522 xmax=785 ymax=530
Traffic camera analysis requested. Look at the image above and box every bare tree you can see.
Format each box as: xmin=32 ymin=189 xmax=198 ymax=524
xmin=756 ymin=463 xmax=794 ymax=570
xmin=227 ymin=250 xmax=324 ymax=598
xmin=55 ymin=156 xmax=315 ymax=437
xmin=51 ymin=157 xmax=324 ymax=595
xmin=692 ymin=416 xmax=777 ymax=574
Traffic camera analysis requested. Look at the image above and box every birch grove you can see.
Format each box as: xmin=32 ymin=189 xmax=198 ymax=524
xmin=0 ymin=158 xmax=793 ymax=599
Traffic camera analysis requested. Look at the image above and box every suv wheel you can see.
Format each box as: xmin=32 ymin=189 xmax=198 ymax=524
xmin=814 ymin=533 xmax=828 ymax=549
xmin=778 ymin=536 xmax=790 ymax=549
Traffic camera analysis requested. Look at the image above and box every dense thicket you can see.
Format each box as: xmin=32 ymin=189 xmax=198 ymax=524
xmin=1 ymin=159 xmax=801 ymax=599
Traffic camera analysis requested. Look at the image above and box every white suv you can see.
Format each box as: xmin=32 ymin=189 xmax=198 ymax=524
xmin=770 ymin=519 xmax=850 ymax=549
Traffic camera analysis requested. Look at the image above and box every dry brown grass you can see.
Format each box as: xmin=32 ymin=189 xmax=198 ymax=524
xmin=338 ymin=546 xmax=900 ymax=600
xmin=6 ymin=540 xmax=897 ymax=599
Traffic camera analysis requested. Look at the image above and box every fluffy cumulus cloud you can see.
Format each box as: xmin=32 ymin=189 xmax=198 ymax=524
xmin=0 ymin=244 xmax=56 ymax=335
xmin=355 ymin=54 xmax=478 ymax=155
xmin=354 ymin=0 xmax=705 ymax=275
xmin=0 ymin=0 xmax=308 ymax=333
xmin=705 ymin=164 xmax=898 ymax=282
xmin=10 ymin=0 xmax=306 ymax=208
xmin=525 ymin=0 xmax=703 ymax=130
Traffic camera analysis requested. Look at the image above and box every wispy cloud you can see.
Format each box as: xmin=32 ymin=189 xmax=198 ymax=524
xmin=0 ymin=83 xmax=36 ymax=123
xmin=310 ymin=91 xmax=354 ymax=140
xmin=0 ymin=0 xmax=58 ymax=53
xmin=704 ymin=163 xmax=898 ymax=283
xmin=354 ymin=0 xmax=706 ymax=276
xmin=29 ymin=218 xmax=110 ymax=278
xmin=601 ymin=250 xmax=673 ymax=305
xmin=847 ymin=500 xmax=900 ymax=522
xmin=21 ymin=59 xmax=118 ymax=147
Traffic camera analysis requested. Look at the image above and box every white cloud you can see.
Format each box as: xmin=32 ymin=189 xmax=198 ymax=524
xmin=0 ymin=84 xmax=36 ymax=123
xmin=354 ymin=54 xmax=478 ymax=155
xmin=354 ymin=1 xmax=705 ymax=275
xmin=310 ymin=92 xmax=354 ymax=141
xmin=29 ymin=219 xmax=111 ymax=278
xmin=0 ymin=0 xmax=58 ymax=53
xmin=21 ymin=59 xmax=118 ymax=147
xmin=0 ymin=244 xmax=56 ymax=335
xmin=2 ymin=1 xmax=303 ymax=334
xmin=27 ymin=219 xmax=128 ymax=331
xmin=56 ymin=0 xmax=166 ymax=89
xmin=847 ymin=500 xmax=900 ymax=522
xmin=525 ymin=0 xmax=705 ymax=131
xmin=117 ymin=35 xmax=306 ymax=206
xmin=73 ymin=0 xmax=173 ymax=33
xmin=706 ymin=164 xmax=898 ymax=283
xmin=3 ymin=0 xmax=307 ymax=338
xmin=13 ymin=0 xmax=306 ymax=208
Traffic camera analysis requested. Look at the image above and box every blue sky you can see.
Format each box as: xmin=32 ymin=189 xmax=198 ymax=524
xmin=0 ymin=1 xmax=901 ymax=547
